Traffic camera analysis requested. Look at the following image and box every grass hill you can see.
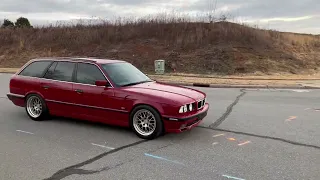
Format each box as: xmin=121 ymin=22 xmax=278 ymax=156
xmin=0 ymin=15 xmax=319 ymax=75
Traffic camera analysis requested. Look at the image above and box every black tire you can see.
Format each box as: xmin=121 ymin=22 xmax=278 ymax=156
xmin=129 ymin=105 xmax=164 ymax=140
xmin=25 ymin=94 xmax=49 ymax=121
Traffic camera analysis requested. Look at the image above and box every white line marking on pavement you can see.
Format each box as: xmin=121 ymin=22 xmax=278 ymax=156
xmin=212 ymin=142 xmax=219 ymax=146
xmin=16 ymin=130 xmax=34 ymax=135
xmin=292 ymin=90 xmax=310 ymax=93
xmin=213 ymin=133 xmax=225 ymax=137
xmin=238 ymin=141 xmax=251 ymax=146
xmin=222 ymin=174 xmax=245 ymax=180
xmin=91 ymin=143 xmax=115 ymax=150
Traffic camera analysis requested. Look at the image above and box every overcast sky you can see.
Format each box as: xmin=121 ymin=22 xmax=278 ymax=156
xmin=0 ymin=0 xmax=319 ymax=34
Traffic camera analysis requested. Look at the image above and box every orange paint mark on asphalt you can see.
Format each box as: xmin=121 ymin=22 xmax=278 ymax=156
xmin=285 ymin=116 xmax=297 ymax=122
xmin=227 ymin=138 xmax=236 ymax=141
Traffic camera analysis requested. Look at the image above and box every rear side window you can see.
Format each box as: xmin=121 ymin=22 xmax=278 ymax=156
xmin=19 ymin=61 xmax=52 ymax=77
xmin=75 ymin=63 xmax=106 ymax=85
xmin=44 ymin=61 xmax=75 ymax=82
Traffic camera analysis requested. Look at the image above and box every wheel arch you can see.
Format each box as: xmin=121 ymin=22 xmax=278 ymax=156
xmin=24 ymin=91 xmax=45 ymax=101
xmin=129 ymin=102 xmax=164 ymax=118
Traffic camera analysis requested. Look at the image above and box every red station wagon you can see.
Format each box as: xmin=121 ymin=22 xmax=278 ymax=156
xmin=7 ymin=57 xmax=209 ymax=139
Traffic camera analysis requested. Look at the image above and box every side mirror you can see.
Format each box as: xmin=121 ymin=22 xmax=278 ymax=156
xmin=95 ymin=80 xmax=110 ymax=87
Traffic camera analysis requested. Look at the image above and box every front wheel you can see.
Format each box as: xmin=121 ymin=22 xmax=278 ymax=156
xmin=130 ymin=105 xmax=164 ymax=140
xmin=25 ymin=94 xmax=49 ymax=121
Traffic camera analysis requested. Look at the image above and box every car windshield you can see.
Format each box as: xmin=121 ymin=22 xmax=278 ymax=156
xmin=101 ymin=62 xmax=153 ymax=87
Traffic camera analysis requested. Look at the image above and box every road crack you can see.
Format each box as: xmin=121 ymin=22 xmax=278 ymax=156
xmin=43 ymin=140 xmax=148 ymax=180
xmin=209 ymin=89 xmax=246 ymax=128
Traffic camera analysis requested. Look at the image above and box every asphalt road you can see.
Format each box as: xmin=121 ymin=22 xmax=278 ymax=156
xmin=0 ymin=73 xmax=319 ymax=180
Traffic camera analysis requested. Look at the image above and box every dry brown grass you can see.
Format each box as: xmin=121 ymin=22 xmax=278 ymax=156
xmin=0 ymin=13 xmax=319 ymax=75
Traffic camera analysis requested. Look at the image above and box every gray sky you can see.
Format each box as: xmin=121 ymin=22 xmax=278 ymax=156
xmin=1 ymin=0 xmax=319 ymax=34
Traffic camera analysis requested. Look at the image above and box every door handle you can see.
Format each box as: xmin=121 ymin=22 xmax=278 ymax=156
xmin=75 ymin=89 xmax=83 ymax=94
xmin=42 ymin=85 xmax=50 ymax=89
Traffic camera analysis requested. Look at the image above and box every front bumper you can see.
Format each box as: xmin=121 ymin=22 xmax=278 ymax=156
xmin=163 ymin=103 xmax=209 ymax=133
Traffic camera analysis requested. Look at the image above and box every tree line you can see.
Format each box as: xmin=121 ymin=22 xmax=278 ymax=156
xmin=1 ymin=17 xmax=32 ymax=28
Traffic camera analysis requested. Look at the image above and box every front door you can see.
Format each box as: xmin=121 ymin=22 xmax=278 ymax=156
xmin=40 ymin=61 xmax=77 ymax=117
xmin=71 ymin=62 xmax=116 ymax=124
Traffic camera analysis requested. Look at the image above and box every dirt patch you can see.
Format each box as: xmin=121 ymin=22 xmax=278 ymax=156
xmin=0 ymin=20 xmax=319 ymax=75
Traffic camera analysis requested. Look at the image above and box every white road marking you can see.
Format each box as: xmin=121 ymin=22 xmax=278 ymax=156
xmin=238 ymin=141 xmax=251 ymax=146
xmin=213 ymin=133 xmax=225 ymax=137
xmin=91 ymin=143 xmax=115 ymax=150
xmin=292 ymin=90 xmax=310 ymax=93
xmin=16 ymin=130 xmax=34 ymax=135
xmin=212 ymin=142 xmax=219 ymax=146
xmin=222 ymin=174 xmax=246 ymax=180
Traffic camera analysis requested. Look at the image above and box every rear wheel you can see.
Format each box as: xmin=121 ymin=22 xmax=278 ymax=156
xmin=130 ymin=105 xmax=163 ymax=140
xmin=25 ymin=94 xmax=49 ymax=121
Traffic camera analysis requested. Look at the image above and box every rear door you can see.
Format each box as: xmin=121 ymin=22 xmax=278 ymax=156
xmin=39 ymin=61 xmax=77 ymax=116
xmin=72 ymin=62 xmax=115 ymax=123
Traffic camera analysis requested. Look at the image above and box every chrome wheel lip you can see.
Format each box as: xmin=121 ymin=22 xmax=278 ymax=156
xmin=26 ymin=96 xmax=43 ymax=118
xmin=133 ymin=109 xmax=156 ymax=136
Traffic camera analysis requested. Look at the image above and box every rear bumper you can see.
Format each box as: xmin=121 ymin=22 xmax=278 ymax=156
xmin=7 ymin=93 xmax=25 ymax=107
xmin=163 ymin=103 xmax=209 ymax=133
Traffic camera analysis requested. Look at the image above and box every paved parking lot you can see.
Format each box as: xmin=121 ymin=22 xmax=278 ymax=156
xmin=0 ymin=73 xmax=319 ymax=180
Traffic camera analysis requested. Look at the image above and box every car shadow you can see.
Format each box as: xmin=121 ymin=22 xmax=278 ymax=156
xmin=12 ymin=108 xmax=133 ymax=135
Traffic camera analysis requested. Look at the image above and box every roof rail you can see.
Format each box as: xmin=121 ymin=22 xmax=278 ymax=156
xmin=31 ymin=56 xmax=97 ymax=62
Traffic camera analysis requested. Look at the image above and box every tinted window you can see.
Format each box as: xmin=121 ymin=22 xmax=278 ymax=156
xmin=19 ymin=61 xmax=52 ymax=77
xmin=43 ymin=62 xmax=57 ymax=78
xmin=75 ymin=63 xmax=106 ymax=85
xmin=101 ymin=62 xmax=152 ymax=87
xmin=44 ymin=61 xmax=75 ymax=82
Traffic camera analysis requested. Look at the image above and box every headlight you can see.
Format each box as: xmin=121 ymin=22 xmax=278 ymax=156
xmin=179 ymin=103 xmax=193 ymax=113
xmin=179 ymin=106 xmax=184 ymax=113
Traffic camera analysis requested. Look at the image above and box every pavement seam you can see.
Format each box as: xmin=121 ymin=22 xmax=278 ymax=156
xmin=209 ymin=89 xmax=246 ymax=128
xmin=43 ymin=139 xmax=148 ymax=180
xmin=197 ymin=126 xmax=320 ymax=150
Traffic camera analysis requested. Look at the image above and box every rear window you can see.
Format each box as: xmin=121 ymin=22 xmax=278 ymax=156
xmin=19 ymin=60 xmax=52 ymax=78
xmin=43 ymin=61 xmax=75 ymax=82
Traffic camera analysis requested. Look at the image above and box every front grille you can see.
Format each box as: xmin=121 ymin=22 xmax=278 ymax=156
xmin=197 ymin=98 xmax=205 ymax=109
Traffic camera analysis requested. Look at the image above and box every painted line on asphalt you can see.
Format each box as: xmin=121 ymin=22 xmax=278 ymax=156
xmin=212 ymin=142 xmax=219 ymax=146
xmin=144 ymin=153 xmax=185 ymax=165
xmin=285 ymin=116 xmax=297 ymax=122
xmin=91 ymin=143 xmax=115 ymax=150
xmin=291 ymin=90 xmax=310 ymax=92
xmin=222 ymin=174 xmax=246 ymax=180
xmin=16 ymin=130 xmax=34 ymax=135
xmin=227 ymin=137 xmax=236 ymax=141
xmin=238 ymin=141 xmax=251 ymax=146
xmin=213 ymin=133 xmax=225 ymax=137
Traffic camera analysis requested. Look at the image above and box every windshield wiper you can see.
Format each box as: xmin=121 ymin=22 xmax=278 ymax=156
xmin=121 ymin=80 xmax=153 ymax=87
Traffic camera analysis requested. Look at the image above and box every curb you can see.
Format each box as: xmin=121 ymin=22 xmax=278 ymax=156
xmin=160 ymin=81 xmax=320 ymax=89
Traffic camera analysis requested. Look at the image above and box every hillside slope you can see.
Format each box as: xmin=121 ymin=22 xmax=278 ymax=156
xmin=0 ymin=20 xmax=319 ymax=75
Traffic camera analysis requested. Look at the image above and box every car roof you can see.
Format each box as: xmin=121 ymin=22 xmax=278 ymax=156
xmin=31 ymin=57 xmax=127 ymax=64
